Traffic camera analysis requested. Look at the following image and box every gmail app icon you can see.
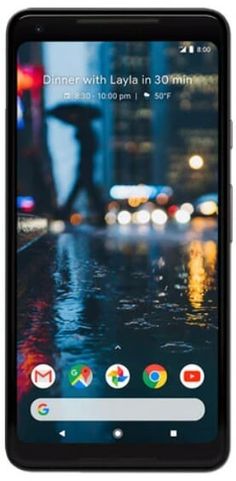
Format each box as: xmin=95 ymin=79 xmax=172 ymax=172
xmin=31 ymin=364 xmax=56 ymax=389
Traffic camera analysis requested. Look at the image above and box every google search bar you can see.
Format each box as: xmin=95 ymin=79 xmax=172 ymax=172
xmin=30 ymin=398 xmax=205 ymax=422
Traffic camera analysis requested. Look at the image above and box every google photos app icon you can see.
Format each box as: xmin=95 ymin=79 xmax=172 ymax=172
xmin=105 ymin=364 xmax=130 ymax=389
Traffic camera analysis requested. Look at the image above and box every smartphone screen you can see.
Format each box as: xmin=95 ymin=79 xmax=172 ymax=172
xmin=15 ymin=38 xmax=221 ymax=447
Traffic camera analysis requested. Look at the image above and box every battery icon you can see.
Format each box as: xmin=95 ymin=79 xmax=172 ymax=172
xmin=189 ymin=45 xmax=195 ymax=54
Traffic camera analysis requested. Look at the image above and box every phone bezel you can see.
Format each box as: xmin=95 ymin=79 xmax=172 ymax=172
xmin=6 ymin=8 xmax=230 ymax=470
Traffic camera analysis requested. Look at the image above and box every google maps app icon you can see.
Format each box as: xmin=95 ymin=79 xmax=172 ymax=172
xmin=68 ymin=364 xmax=93 ymax=389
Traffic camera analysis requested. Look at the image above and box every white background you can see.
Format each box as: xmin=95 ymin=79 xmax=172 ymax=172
xmin=0 ymin=0 xmax=235 ymax=478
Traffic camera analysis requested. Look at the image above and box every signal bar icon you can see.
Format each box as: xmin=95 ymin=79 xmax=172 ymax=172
xmin=179 ymin=45 xmax=195 ymax=54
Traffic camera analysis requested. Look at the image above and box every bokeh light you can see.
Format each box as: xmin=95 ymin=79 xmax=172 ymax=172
xmin=49 ymin=220 xmax=65 ymax=234
xmin=117 ymin=210 xmax=131 ymax=225
xmin=156 ymin=193 xmax=169 ymax=205
xmin=175 ymin=209 xmax=191 ymax=224
xmin=199 ymin=201 xmax=218 ymax=216
xmin=70 ymin=213 xmax=82 ymax=225
xmin=128 ymin=197 xmax=141 ymax=208
xmin=135 ymin=209 xmax=150 ymax=224
xmin=167 ymin=205 xmax=179 ymax=217
xmin=151 ymin=209 xmax=168 ymax=225
xmin=181 ymin=202 xmax=194 ymax=215
xmin=105 ymin=212 xmax=116 ymax=225
xmin=188 ymin=155 xmax=204 ymax=170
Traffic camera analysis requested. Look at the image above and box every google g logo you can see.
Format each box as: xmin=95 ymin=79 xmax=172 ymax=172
xmin=37 ymin=402 xmax=49 ymax=415
xmin=143 ymin=364 xmax=168 ymax=389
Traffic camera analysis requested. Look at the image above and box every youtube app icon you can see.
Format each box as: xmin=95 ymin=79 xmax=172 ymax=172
xmin=184 ymin=371 xmax=201 ymax=382
xmin=180 ymin=364 xmax=204 ymax=389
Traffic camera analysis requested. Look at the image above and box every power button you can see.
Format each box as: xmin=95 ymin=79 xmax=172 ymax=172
xmin=230 ymin=184 xmax=233 ymax=242
xmin=230 ymin=120 xmax=233 ymax=149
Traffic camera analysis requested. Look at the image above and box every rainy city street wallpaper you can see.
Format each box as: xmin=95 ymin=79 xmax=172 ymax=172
xmin=17 ymin=41 xmax=219 ymax=444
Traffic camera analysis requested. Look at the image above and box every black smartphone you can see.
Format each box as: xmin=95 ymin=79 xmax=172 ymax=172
xmin=6 ymin=9 xmax=230 ymax=470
